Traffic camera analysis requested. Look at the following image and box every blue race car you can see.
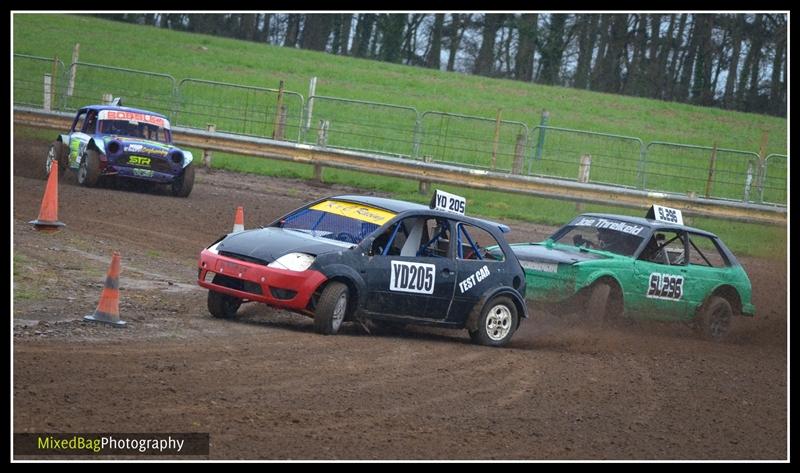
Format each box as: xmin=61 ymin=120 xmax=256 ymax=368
xmin=46 ymin=104 xmax=195 ymax=197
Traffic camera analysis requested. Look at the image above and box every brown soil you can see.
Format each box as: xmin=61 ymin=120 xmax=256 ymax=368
xmin=12 ymin=137 xmax=787 ymax=460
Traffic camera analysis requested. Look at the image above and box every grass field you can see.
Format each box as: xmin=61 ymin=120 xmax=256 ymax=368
xmin=13 ymin=14 xmax=787 ymax=259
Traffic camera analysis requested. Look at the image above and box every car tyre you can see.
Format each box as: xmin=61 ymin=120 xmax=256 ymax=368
xmin=171 ymin=164 xmax=195 ymax=197
xmin=694 ymin=296 xmax=733 ymax=342
xmin=77 ymin=151 xmax=101 ymax=187
xmin=207 ymin=290 xmax=242 ymax=319
xmin=314 ymin=282 xmax=349 ymax=335
xmin=583 ymin=280 xmax=623 ymax=326
xmin=44 ymin=141 xmax=68 ymax=179
xmin=469 ymin=296 xmax=519 ymax=347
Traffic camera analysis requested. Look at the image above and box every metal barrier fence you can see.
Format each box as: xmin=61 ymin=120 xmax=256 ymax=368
xmin=176 ymin=79 xmax=304 ymax=141
xmin=12 ymin=53 xmax=787 ymax=206
xmin=302 ymin=96 xmax=419 ymax=157
xmin=761 ymin=154 xmax=788 ymax=205
xmin=13 ymin=54 xmax=66 ymax=110
xmin=643 ymin=142 xmax=760 ymax=202
xmin=526 ymin=126 xmax=644 ymax=188
xmin=62 ymin=62 xmax=177 ymax=119
xmin=418 ymin=111 xmax=529 ymax=172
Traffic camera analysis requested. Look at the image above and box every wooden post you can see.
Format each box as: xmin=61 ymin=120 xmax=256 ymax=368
xmin=314 ymin=119 xmax=329 ymax=184
xmin=203 ymin=123 xmax=216 ymax=169
xmin=491 ymin=108 xmax=502 ymax=170
xmin=576 ymin=154 xmax=591 ymax=212
xmin=743 ymin=160 xmax=754 ymax=202
xmin=272 ymin=80 xmax=285 ymax=140
xmin=102 ymin=93 xmax=113 ymax=105
xmin=419 ymin=155 xmax=433 ymax=194
xmin=51 ymin=56 xmax=58 ymax=109
xmin=275 ymin=104 xmax=287 ymax=141
xmin=704 ymin=141 xmax=718 ymax=198
xmin=43 ymin=74 xmax=52 ymax=111
xmin=67 ymin=43 xmax=79 ymax=97
xmin=511 ymin=132 xmax=526 ymax=175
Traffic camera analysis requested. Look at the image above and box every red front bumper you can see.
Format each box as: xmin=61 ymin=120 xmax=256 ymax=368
xmin=197 ymin=249 xmax=328 ymax=311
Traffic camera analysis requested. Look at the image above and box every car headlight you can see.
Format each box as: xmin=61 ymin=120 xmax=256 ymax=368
xmin=268 ymin=253 xmax=315 ymax=272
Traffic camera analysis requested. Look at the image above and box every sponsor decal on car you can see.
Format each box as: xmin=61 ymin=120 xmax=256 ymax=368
xmin=127 ymin=156 xmax=151 ymax=166
xmin=458 ymin=265 xmax=491 ymax=293
xmin=390 ymin=261 xmax=435 ymax=294
xmin=573 ymin=217 xmax=645 ymax=236
xmin=99 ymin=110 xmax=170 ymax=128
xmin=310 ymin=200 xmax=396 ymax=225
xmin=646 ymin=273 xmax=684 ymax=300
xmin=521 ymin=261 xmax=558 ymax=273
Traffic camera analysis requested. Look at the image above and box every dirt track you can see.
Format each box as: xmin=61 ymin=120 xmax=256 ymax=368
xmin=12 ymin=137 xmax=788 ymax=460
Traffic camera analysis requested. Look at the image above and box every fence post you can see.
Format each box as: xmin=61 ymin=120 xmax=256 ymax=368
xmin=491 ymin=108 xmax=502 ymax=170
xmin=419 ymin=155 xmax=433 ymax=194
xmin=275 ymin=104 xmax=287 ymax=141
xmin=637 ymin=142 xmax=647 ymax=189
xmin=412 ymin=113 xmax=421 ymax=159
xmin=314 ymin=119 xmax=329 ymax=183
xmin=534 ymin=110 xmax=549 ymax=162
xmin=576 ymin=154 xmax=591 ymax=212
xmin=203 ymin=123 xmax=216 ymax=169
xmin=304 ymin=76 xmax=317 ymax=136
xmin=51 ymin=56 xmax=58 ymax=110
xmin=704 ymin=141 xmax=718 ymax=198
xmin=67 ymin=43 xmax=79 ymax=97
xmin=272 ymin=80 xmax=285 ymax=140
xmin=102 ymin=93 xmax=113 ymax=105
xmin=743 ymin=160 xmax=754 ymax=202
xmin=755 ymin=130 xmax=769 ymax=203
xmin=43 ymin=74 xmax=52 ymax=111
xmin=511 ymin=132 xmax=526 ymax=175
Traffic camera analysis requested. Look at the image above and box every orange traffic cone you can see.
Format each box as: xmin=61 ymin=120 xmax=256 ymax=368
xmin=83 ymin=251 xmax=126 ymax=327
xmin=29 ymin=163 xmax=66 ymax=232
xmin=233 ymin=206 xmax=244 ymax=233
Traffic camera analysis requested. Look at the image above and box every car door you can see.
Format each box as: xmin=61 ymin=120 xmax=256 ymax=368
xmin=67 ymin=109 xmax=94 ymax=168
xmin=363 ymin=216 xmax=456 ymax=320
xmin=684 ymin=232 xmax=734 ymax=315
xmin=630 ymin=229 xmax=691 ymax=320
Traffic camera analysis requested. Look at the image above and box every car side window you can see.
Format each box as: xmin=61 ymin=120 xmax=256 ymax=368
xmin=373 ymin=217 xmax=451 ymax=258
xmin=639 ymin=231 xmax=685 ymax=265
xmin=72 ymin=112 xmax=87 ymax=133
xmin=687 ymin=234 xmax=730 ymax=267
xmin=456 ymin=224 xmax=505 ymax=262
xmin=83 ymin=110 xmax=97 ymax=134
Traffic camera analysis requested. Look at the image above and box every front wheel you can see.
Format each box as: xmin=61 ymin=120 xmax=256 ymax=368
xmin=171 ymin=164 xmax=195 ymax=197
xmin=694 ymin=296 xmax=733 ymax=341
xmin=469 ymin=296 xmax=519 ymax=347
xmin=313 ymin=282 xmax=349 ymax=335
xmin=44 ymin=141 xmax=68 ymax=179
xmin=207 ymin=291 xmax=242 ymax=319
xmin=582 ymin=280 xmax=623 ymax=326
xmin=77 ymin=151 xmax=100 ymax=187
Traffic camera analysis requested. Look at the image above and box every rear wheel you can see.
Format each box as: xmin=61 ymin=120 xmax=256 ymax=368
xmin=583 ymin=280 xmax=623 ymax=326
xmin=469 ymin=296 xmax=519 ymax=347
xmin=694 ymin=296 xmax=733 ymax=341
xmin=171 ymin=164 xmax=195 ymax=197
xmin=77 ymin=151 xmax=100 ymax=187
xmin=313 ymin=282 xmax=349 ymax=335
xmin=207 ymin=291 xmax=242 ymax=319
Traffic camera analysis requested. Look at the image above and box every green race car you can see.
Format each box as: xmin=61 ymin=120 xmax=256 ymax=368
xmin=504 ymin=205 xmax=755 ymax=341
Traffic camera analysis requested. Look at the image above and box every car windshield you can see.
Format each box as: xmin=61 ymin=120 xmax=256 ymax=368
xmin=277 ymin=200 xmax=397 ymax=245
xmin=551 ymin=216 xmax=647 ymax=257
xmin=98 ymin=119 xmax=171 ymax=143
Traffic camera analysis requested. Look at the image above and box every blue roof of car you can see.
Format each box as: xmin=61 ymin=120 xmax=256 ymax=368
xmin=331 ymin=195 xmax=511 ymax=233
xmin=80 ymin=105 xmax=169 ymax=120
xmin=578 ymin=213 xmax=718 ymax=238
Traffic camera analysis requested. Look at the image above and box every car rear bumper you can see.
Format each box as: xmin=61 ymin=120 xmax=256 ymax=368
xmin=197 ymin=249 xmax=328 ymax=311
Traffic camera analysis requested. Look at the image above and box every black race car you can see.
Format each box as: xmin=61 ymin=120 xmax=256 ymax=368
xmin=197 ymin=191 xmax=528 ymax=347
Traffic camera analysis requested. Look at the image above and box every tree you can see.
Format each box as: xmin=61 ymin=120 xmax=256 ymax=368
xmin=722 ymin=14 xmax=745 ymax=108
xmin=353 ymin=14 xmax=376 ymax=58
xmin=690 ymin=14 xmax=715 ymax=105
xmin=445 ymin=14 xmax=469 ymax=72
xmin=378 ymin=14 xmax=407 ymax=63
xmin=515 ymin=14 xmax=538 ymax=82
xmin=425 ymin=14 xmax=445 ymax=69
xmin=573 ymin=14 xmax=597 ymax=89
xmin=538 ymin=14 xmax=567 ymax=85
xmin=284 ymin=15 xmax=301 ymax=48
xmin=473 ymin=14 xmax=505 ymax=76
xmin=300 ymin=14 xmax=333 ymax=51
